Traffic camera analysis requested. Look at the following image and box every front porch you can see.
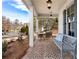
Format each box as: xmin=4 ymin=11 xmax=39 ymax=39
xmin=22 ymin=0 xmax=77 ymax=47
xmin=22 ymin=38 xmax=72 ymax=59
xmin=21 ymin=0 xmax=77 ymax=59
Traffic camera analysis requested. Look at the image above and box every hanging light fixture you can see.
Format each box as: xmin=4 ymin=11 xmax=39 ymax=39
xmin=46 ymin=0 xmax=52 ymax=9
xmin=50 ymin=11 xmax=52 ymax=16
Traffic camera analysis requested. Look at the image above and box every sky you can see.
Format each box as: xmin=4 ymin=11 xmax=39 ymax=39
xmin=2 ymin=0 xmax=31 ymax=23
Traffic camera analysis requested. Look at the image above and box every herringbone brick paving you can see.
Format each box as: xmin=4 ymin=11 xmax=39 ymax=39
xmin=22 ymin=38 xmax=61 ymax=59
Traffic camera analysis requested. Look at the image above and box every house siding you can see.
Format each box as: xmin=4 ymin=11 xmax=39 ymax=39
xmin=58 ymin=0 xmax=75 ymax=35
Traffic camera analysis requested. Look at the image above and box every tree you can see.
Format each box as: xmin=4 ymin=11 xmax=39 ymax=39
xmin=13 ymin=19 xmax=19 ymax=32
xmin=51 ymin=18 xmax=58 ymax=29
xmin=14 ymin=19 xmax=19 ymax=26
xmin=20 ymin=25 xmax=29 ymax=35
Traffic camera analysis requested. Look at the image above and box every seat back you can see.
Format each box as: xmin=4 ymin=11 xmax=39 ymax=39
xmin=55 ymin=33 xmax=64 ymax=42
xmin=62 ymin=35 xmax=77 ymax=59
xmin=62 ymin=35 xmax=76 ymax=50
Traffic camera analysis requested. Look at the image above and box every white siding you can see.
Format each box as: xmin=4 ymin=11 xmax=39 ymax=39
xmin=58 ymin=0 xmax=74 ymax=34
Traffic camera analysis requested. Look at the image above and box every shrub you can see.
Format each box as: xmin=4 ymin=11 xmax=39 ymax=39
xmin=20 ymin=25 xmax=29 ymax=35
xmin=2 ymin=41 xmax=7 ymax=57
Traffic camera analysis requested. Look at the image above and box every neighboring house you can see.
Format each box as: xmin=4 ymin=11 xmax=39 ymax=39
xmin=2 ymin=16 xmax=11 ymax=32
xmin=10 ymin=22 xmax=23 ymax=33
xmin=2 ymin=16 xmax=24 ymax=33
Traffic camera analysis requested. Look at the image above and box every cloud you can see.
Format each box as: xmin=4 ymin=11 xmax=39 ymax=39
xmin=10 ymin=0 xmax=29 ymax=12
xmin=11 ymin=3 xmax=29 ymax=12
xmin=13 ymin=0 xmax=23 ymax=4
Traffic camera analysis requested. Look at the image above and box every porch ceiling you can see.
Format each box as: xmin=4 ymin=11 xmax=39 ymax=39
xmin=31 ymin=0 xmax=67 ymax=16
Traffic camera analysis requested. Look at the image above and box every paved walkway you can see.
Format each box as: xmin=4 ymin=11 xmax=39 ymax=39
xmin=22 ymin=38 xmax=61 ymax=59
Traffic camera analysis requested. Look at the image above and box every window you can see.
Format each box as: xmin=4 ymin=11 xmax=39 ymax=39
xmin=63 ymin=4 xmax=75 ymax=36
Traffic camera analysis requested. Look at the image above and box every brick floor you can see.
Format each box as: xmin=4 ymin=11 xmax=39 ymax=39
xmin=22 ymin=38 xmax=61 ymax=59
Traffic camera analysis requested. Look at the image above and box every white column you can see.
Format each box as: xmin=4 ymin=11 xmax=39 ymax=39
xmin=35 ymin=17 xmax=38 ymax=39
xmin=29 ymin=7 xmax=34 ymax=47
xmin=58 ymin=11 xmax=64 ymax=34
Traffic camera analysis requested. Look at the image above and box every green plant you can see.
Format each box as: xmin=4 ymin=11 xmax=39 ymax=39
xmin=20 ymin=25 xmax=29 ymax=35
xmin=2 ymin=41 xmax=7 ymax=57
xmin=33 ymin=17 xmax=36 ymax=32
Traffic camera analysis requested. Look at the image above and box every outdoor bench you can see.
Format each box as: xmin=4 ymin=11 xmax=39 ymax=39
xmin=53 ymin=33 xmax=77 ymax=59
